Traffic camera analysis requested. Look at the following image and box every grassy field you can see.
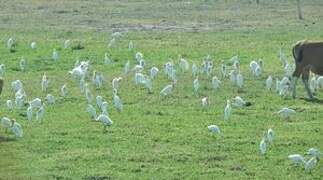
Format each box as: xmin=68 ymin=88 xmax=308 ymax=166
xmin=0 ymin=0 xmax=323 ymax=179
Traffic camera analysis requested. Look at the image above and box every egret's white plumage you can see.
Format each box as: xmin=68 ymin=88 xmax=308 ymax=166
xmin=224 ymin=100 xmax=232 ymax=121
xmin=20 ymin=57 xmax=26 ymax=72
xmin=30 ymin=42 xmax=37 ymax=49
xmin=29 ymin=98 xmax=42 ymax=109
xmin=179 ymin=58 xmax=189 ymax=72
xmin=101 ymin=101 xmax=109 ymax=115
xmin=11 ymin=119 xmax=23 ymax=138
xmin=96 ymin=114 xmax=113 ymax=131
xmin=27 ymin=105 xmax=33 ymax=122
xmin=193 ymin=77 xmax=200 ymax=94
xmin=259 ymin=138 xmax=266 ymax=155
xmin=61 ymin=84 xmax=68 ymax=98
xmin=150 ymin=66 xmax=159 ymax=79
xmin=96 ymin=95 xmax=104 ymax=109
xmin=87 ymin=104 xmax=97 ymax=120
xmin=232 ymin=96 xmax=246 ymax=107
xmin=306 ymin=148 xmax=321 ymax=159
xmin=212 ymin=76 xmax=221 ymax=90
xmin=36 ymin=104 xmax=45 ymax=122
xmin=192 ymin=63 xmax=198 ymax=77
xmin=6 ymin=99 xmax=13 ymax=111
xmin=266 ymin=76 xmax=273 ymax=90
xmin=201 ymin=97 xmax=209 ymax=108
xmin=113 ymin=91 xmax=123 ymax=112
xmin=85 ymin=83 xmax=93 ymax=103
xmin=266 ymin=128 xmax=274 ymax=143
xmin=276 ymin=107 xmax=295 ymax=119
xmin=207 ymin=125 xmax=221 ymax=134
xmin=41 ymin=73 xmax=49 ymax=92
xmin=124 ymin=61 xmax=130 ymax=74
xmin=46 ymin=94 xmax=55 ymax=105
xmin=236 ymin=73 xmax=244 ymax=88
xmin=52 ymin=49 xmax=59 ymax=61
xmin=112 ymin=77 xmax=122 ymax=90
xmin=64 ymin=40 xmax=70 ymax=49
xmin=104 ymin=52 xmax=111 ymax=64
xmin=1 ymin=117 xmax=11 ymax=131
xmin=160 ymin=84 xmax=173 ymax=97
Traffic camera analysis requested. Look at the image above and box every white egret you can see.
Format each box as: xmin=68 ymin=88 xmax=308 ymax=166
xmin=150 ymin=66 xmax=159 ymax=79
xmin=29 ymin=98 xmax=42 ymax=109
xmin=266 ymin=76 xmax=273 ymax=90
xmin=7 ymin=37 xmax=14 ymax=49
xmin=207 ymin=125 xmax=221 ymax=135
xmin=41 ymin=73 xmax=49 ymax=92
xmin=101 ymin=101 xmax=109 ymax=115
xmin=220 ymin=63 xmax=227 ymax=78
xmin=179 ymin=58 xmax=189 ymax=72
xmin=193 ymin=77 xmax=200 ymax=95
xmin=52 ymin=49 xmax=59 ymax=61
xmin=224 ymin=100 xmax=232 ymax=121
xmin=104 ymin=52 xmax=111 ymax=64
xmin=112 ymin=77 xmax=122 ymax=90
xmin=231 ymin=96 xmax=247 ymax=107
xmin=135 ymin=72 xmax=145 ymax=85
xmin=96 ymin=114 xmax=113 ymax=132
xmin=46 ymin=94 xmax=55 ymax=105
xmin=30 ymin=42 xmax=37 ymax=49
xmin=306 ymin=148 xmax=321 ymax=159
xmin=259 ymin=138 xmax=266 ymax=155
xmin=212 ymin=76 xmax=221 ymax=90
xmin=20 ymin=57 xmax=26 ymax=72
xmin=276 ymin=107 xmax=296 ymax=120
xmin=11 ymin=119 xmax=23 ymax=138
xmin=135 ymin=52 xmax=143 ymax=63
xmin=15 ymin=95 xmax=24 ymax=109
xmin=64 ymin=40 xmax=70 ymax=49
xmin=192 ymin=63 xmax=198 ymax=77
xmin=1 ymin=117 xmax=11 ymax=132
xmin=113 ymin=90 xmax=123 ymax=112
xmin=36 ymin=104 xmax=45 ymax=123
xmin=160 ymin=84 xmax=173 ymax=97
xmin=27 ymin=105 xmax=33 ymax=122
xmin=61 ymin=84 xmax=68 ymax=98
xmin=143 ymin=77 xmax=153 ymax=94
xmin=11 ymin=80 xmax=23 ymax=93
xmin=236 ymin=73 xmax=244 ymax=88
xmin=87 ymin=104 xmax=97 ymax=120
xmin=124 ymin=61 xmax=130 ymax=74
xmin=201 ymin=97 xmax=209 ymax=108
xmin=266 ymin=128 xmax=274 ymax=143
xmin=96 ymin=95 xmax=104 ymax=109
xmin=6 ymin=100 xmax=13 ymax=111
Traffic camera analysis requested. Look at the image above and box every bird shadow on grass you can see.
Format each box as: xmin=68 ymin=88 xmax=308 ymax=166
xmin=0 ymin=135 xmax=16 ymax=142
xmin=300 ymin=97 xmax=323 ymax=104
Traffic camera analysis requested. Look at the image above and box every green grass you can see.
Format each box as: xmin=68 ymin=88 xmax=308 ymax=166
xmin=0 ymin=0 xmax=323 ymax=179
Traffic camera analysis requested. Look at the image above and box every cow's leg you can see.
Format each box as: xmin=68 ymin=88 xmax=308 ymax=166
xmin=292 ymin=67 xmax=302 ymax=99
xmin=301 ymin=67 xmax=314 ymax=99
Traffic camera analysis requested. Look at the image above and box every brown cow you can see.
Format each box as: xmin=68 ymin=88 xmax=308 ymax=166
xmin=292 ymin=40 xmax=323 ymax=99
xmin=0 ymin=78 xmax=3 ymax=95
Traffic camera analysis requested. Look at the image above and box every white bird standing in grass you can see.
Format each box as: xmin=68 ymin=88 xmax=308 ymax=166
xmin=276 ymin=107 xmax=296 ymax=120
xmin=266 ymin=128 xmax=274 ymax=143
xmin=305 ymin=157 xmax=318 ymax=172
xmin=113 ymin=90 xmax=123 ymax=112
xmin=306 ymin=148 xmax=321 ymax=159
xmin=52 ymin=49 xmax=59 ymax=61
xmin=101 ymin=101 xmax=109 ymax=115
xmin=7 ymin=100 xmax=13 ymax=111
xmin=236 ymin=73 xmax=244 ymax=89
xmin=1 ymin=117 xmax=11 ymax=132
xmin=36 ymin=104 xmax=45 ymax=123
xmin=93 ymin=71 xmax=104 ymax=89
xmin=87 ymin=104 xmax=97 ymax=120
xmin=193 ymin=77 xmax=200 ymax=95
xmin=27 ymin=105 xmax=33 ymax=122
xmin=108 ymin=38 xmax=116 ymax=48
xmin=11 ymin=80 xmax=23 ymax=93
xmin=41 ymin=73 xmax=49 ymax=92
xmin=46 ymin=94 xmax=55 ymax=105
xmin=231 ymin=96 xmax=249 ymax=107
xmin=64 ymin=40 xmax=70 ymax=49
xmin=128 ymin=41 xmax=133 ymax=51
xmin=207 ymin=125 xmax=221 ymax=135
xmin=135 ymin=72 xmax=145 ymax=85
xmin=61 ymin=84 xmax=68 ymax=98
xmin=288 ymin=154 xmax=306 ymax=165
xmin=179 ymin=58 xmax=189 ymax=72
xmin=124 ymin=61 xmax=130 ymax=74
xmin=15 ymin=95 xmax=24 ymax=109
xmin=30 ymin=42 xmax=37 ymax=49
xmin=201 ymin=97 xmax=209 ymax=108
xmin=96 ymin=95 xmax=104 ymax=109
xmin=266 ymin=76 xmax=273 ymax=90
xmin=143 ymin=77 xmax=153 ymax=94
xmin=160 ymin=84 xmax=174 ymax=97
xmin=150 ymin=66 xmax=159 ymax=79
xmin=29 ymin=98 xmax=42 ymax=109
xmin=112 ymin=77 xmax=122 ymax=91
xmin=7 ymin=37 xmax=14 ymax=49
xmin=192 ymin=63 xmax=198 ymax=77
xmin=11 ymin=119 xmax=23 ymax=138
xmin=96 ymin=114 xmax=113 ymax=132
xmin=135 ymin=52 xmax=143 ymax=64
xmin=259 ymin=138 xmax=267 ymax=155
xmin=20 ymin=57 xmax=26 ymax=72
xmin=104 ymin=52 xmax=111 ymax=64
xmin=212 ymin=76 xmax=221 ymax=90
xmin=224 ymin=100 xmax=232 ymax=121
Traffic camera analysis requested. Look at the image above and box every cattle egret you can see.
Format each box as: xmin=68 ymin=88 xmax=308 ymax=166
xmin=150 ymin=67 xmax=159 ymax=79
xmin=208 ymin=125 xmax=221 ymax=134
xmin=101 ymin=101 xmax=109 ymax=115
xmin=276 ymin=107 xmax=296 ymax=119
xmin=112 ymin=77 xmax=122 ymax=90
xmin=96 ymin=114 xmax=113 ymax=131
xmin=36 ymin=104 xmax=45 ymax=123
xmin=224 ymin=100 xmax=232 ymax=121
xmin=87 ymin=104 xmax=97 ymax=120
xmin=236 ymin=73 xmax=243 ymax=88
xmin=212 ymin=76 xmax=221 ymax=90
xmin=135 ymin=72 xmax=145 ymax=85
xmin=305 ymin=157 xmax=318 ymax=172
xmin=259 ymin=138 xmax=266 ymax=155
xmin=288 ymin=154 xmax=306 ymax=165
xmin=104 ymin=53 xmax=111 ymax=64
xmin=52 ymin=49 xmax=59 ymax=61
xmin=64 ymin=40 xmax=70 ymax=49
xmin=266 ymin=128 xmax=274 ymax=143
xmin=7 ymin=37 xmax=14 ymax=49
xmin=192 ymin=63 xmax=198 ymax=77
xmin=255 ymin=66 xmax=262 ymax=77
xmin=279 ymin=48 xmax=288 ymax=67
xmin=135 ymin=52 xmax=143 ymax=63
xmin=201 ymin=97 xmax=209 ymax=108
xmin=128 ymin=41 xmax=133 ymax=51
xmin=27 ymin=105 xmax=33 ymax=122
xmin=29 ymin=98 xmax=42 ymax=109
xmin=93 ymin=71 xmax=104 ymax=89
xmin=193 ymin=77 xmax=200 ymax=95
xmin=179 ymin=58 xmax=189 ymax=72
xmin=221 ymin=63 xmax=227 ymax=78
xmin=124 ymin=61 xmax=130 ymax=74
xmin=85 ymin=84 xmax=93 ymax=103
xmin=61 ymin=84 xmax=68 ymax=98
xmin=30 ymin=42 xmax=37 ymax=49
xmin=46 ymin=94 xmax=55 ymax=105
xmin=11 ymin=119 xmax=23 ymax=138
xmin=15 ymin=95 xmax=24 ymax=109
xmin=96 ymin=96 xmax=104 ymax=109
xmin=250 ymin=61 xmax=258 ymax=73
xmin=113 ymin=90 xmax=123 ymax=112
xmin=41 ymin=73 xmax=49 ymax=92
xmin=143 ymin=77 xmax=153 ymax=94
xmin=11 ymin=80 xmax=23 ymax=92
xmin=160 ymin=84 xmax=173 ymax=97
xmin=1 ymin=117 xmax=11 ymax=132
xmin=0 ymin=64 xmax=5 ymax=76
xmin=6 ymin=100 xmax=13 ymax=111
xmin=229 ymin=70 xmax=237 ymax=84
xmin=266 ymin=76 xmax=273 ymax=90
xmin=108 ymin=38 xmax=116 ymax=48
xmin=20 ymin=57 xmax=26 ymax=72
xmin=232 ymin=96 xmax=247 ymax=107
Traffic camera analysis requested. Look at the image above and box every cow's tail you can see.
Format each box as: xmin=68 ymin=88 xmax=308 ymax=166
xmin=292 ymin=41 xmax=304 ymax=63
